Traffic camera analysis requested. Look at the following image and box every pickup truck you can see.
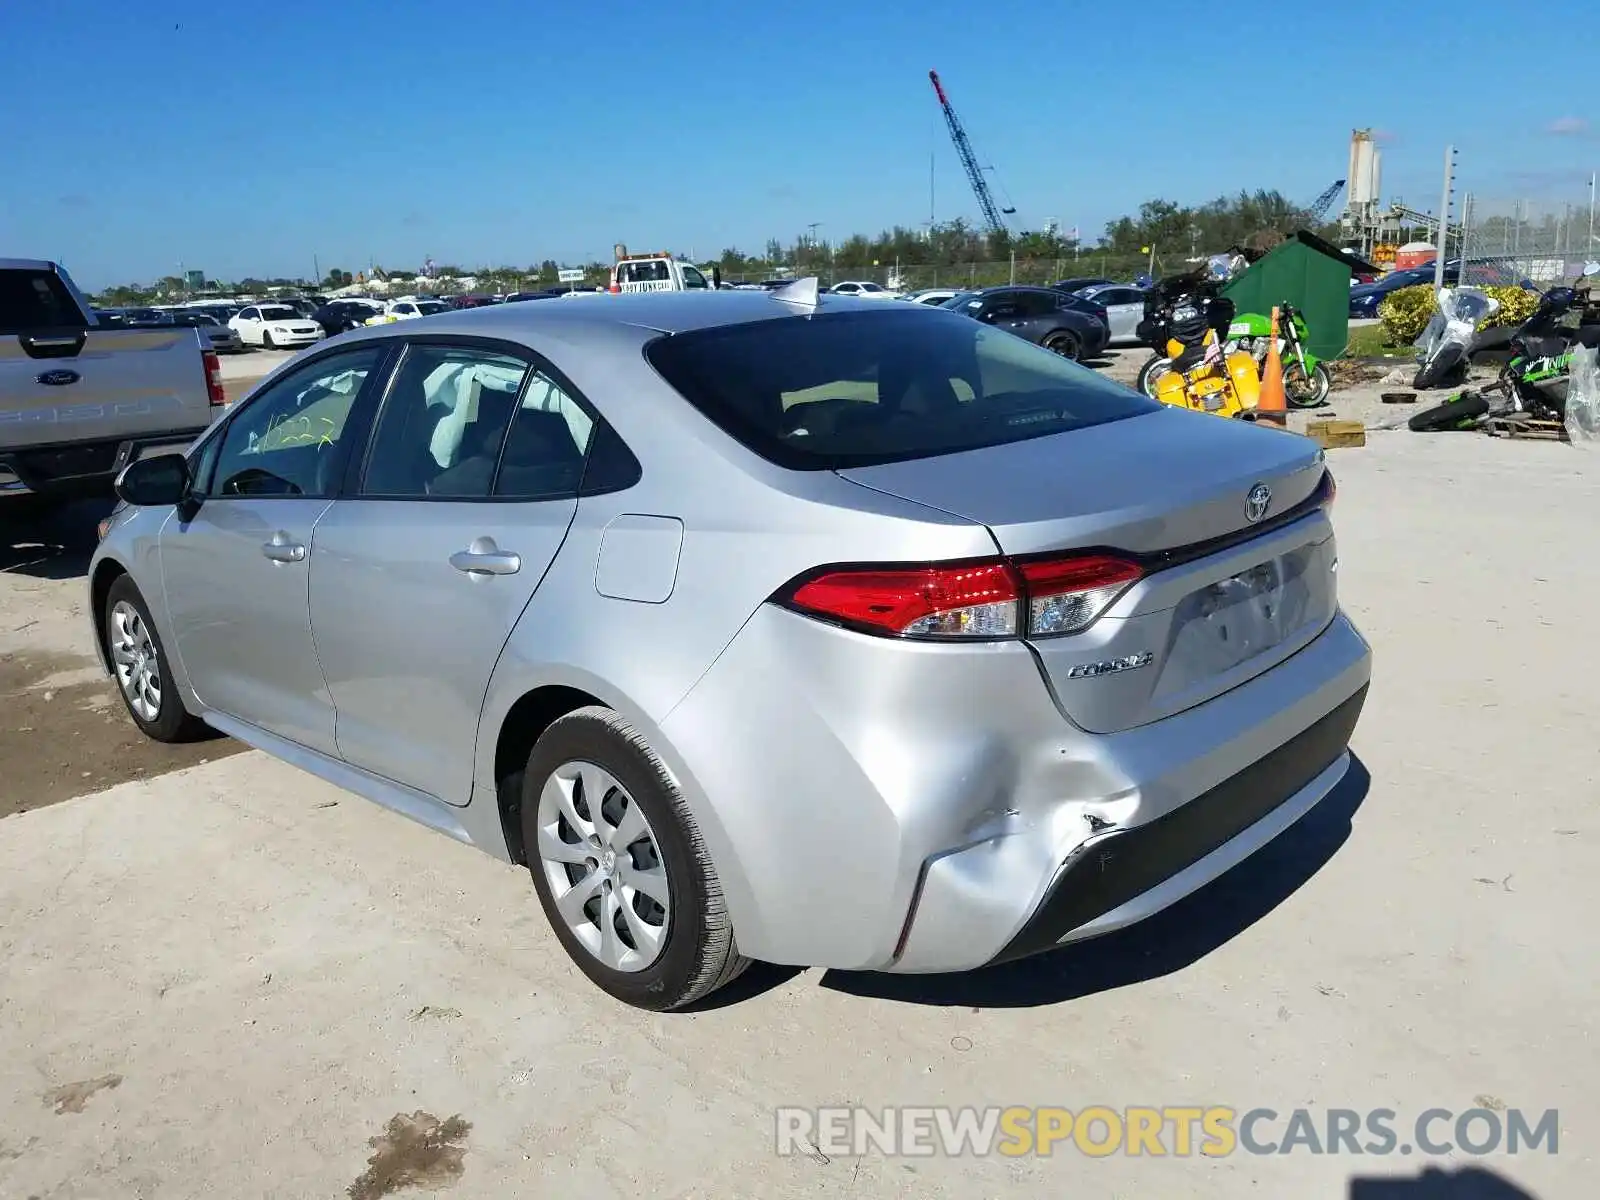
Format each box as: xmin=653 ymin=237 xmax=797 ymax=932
xmin=1 ymin=259 xmax=225 ymax=509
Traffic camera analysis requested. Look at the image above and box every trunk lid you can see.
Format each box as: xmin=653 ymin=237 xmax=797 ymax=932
xmin=837 ymin=408 xmax=1339 ymax=733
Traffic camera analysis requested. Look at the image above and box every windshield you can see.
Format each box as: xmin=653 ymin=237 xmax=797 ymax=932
xmin=644 ymin=308 xmax=1159 ymax=470
xmin=416 ymin=301 xmax=446 ymax=315
xmin=260 ymin=306 xmax=298 ymax=321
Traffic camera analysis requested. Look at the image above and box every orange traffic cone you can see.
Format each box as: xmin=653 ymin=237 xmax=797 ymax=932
xmin=1256 ymin=306 xmax=1288 ymax=426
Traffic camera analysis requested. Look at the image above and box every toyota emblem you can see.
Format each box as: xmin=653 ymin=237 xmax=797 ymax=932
xmin=1245 ymin=482 xmax=1272 ymax=523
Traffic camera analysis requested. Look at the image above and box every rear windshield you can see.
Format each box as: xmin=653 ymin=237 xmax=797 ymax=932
xmin=644 ymin=308 xmax=1159 ymax=470
xmin=0 ymin=268 xmax=88 ymax=333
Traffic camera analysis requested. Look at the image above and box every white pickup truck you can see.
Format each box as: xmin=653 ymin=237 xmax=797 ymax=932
xmin=1 ymin=259 xmax=225 ymax=510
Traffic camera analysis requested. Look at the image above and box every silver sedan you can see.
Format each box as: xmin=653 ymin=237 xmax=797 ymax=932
xmin=1078 ymin=282 xmax=1150 ymax=345
xmin=89 ymin=284 xmax=1370 ymax=1010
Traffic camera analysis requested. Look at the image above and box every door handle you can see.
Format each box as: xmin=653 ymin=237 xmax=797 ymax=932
xmin=261 ymin=532 xmax=306 ymax=563
xmin=450 ymin=536 xmax=520 ymax=576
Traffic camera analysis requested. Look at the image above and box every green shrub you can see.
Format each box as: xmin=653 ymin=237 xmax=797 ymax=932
xmin=1377 ymin=285 xmax=1436 ymax=342
xmin=1377 ymin=281 xmax=1543 ymax=344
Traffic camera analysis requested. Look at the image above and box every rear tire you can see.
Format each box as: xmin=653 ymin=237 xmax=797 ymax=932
xmin=102 ymin=576 xmax=210 ymax=743
xmin=1408 ymin=392 xmax=1490 ymax=432
xmin=1043 ymin=331 xmax=1081 ymax=361
xmin=521 ymin=706 xmax=748 ymax=1011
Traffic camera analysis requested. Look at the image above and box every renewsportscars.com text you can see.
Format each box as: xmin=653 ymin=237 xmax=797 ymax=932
xmin=775 ymin=1105 xmax=1560 ymax=1159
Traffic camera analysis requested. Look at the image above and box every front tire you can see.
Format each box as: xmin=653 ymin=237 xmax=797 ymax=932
xmin=1043 ymin=330 xmax=1080 ymax=361
xmin=521 ymin=706 xmax=748 ymax=1011
xmin=103 ymin=576 xmax=209 ymax=743
xmin=262 ymin=330 xmax=275 ymax=350
xmin=1136 ymin=354 xmax=1171 ymax=398
xmin=1284 ymin=361 xmax=1331 ymax=408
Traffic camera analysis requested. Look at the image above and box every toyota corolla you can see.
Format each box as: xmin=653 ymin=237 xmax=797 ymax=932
xmin=89 ymin=282 xmax=1370 ymax=1010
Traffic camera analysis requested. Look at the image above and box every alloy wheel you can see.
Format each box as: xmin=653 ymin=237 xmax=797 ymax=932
xmin=109 ymin=600 xmax=161 ymax=723
xmin=535 ymin=760 xmax=671 ymax=972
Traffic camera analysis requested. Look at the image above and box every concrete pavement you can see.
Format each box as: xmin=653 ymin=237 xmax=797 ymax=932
xmin=1 ymin=431 xmax=1595 ymax=1197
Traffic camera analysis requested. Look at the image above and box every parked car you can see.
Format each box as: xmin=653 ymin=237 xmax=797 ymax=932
xmin=941 ymin=285 xmax=1110 ymax=360
xmin=91 ymin=290 xmax=1369 ymax=1011
xmin=364 ymin=298 xmax=450 ymax=324
xmin=828 ymin=281 xmax=898 ymax=299
xmin=167 ymin=310 xmax=245 ymax=354
xmin=1051 ymin=277 xmax=1114 ymax=295
xmin=1076 ymin=283 xmax=1149 ymax=345
xmin=312 ymin=301 xmax=381 ymax=336
xmin=2 ymin=259 xmax=223 ymax=511
xmin=902 ymin=288 xmax=959 ymax=306
xmin=229 ymin=303 xmax=324 ymax=349
xmin=1348 ymin=265 xmax=1442 ymax=318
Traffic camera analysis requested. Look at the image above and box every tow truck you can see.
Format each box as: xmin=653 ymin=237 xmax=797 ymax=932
xmin=606 ymin=246 xmax=721 ymax=294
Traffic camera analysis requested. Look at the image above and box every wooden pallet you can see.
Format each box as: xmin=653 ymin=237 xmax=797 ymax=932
xmin=1485 ymin=415 xmax=1566 ymax=441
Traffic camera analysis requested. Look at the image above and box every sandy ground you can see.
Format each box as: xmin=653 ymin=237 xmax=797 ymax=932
xmin=2 ymin=371 xmax=1595 ymax=1197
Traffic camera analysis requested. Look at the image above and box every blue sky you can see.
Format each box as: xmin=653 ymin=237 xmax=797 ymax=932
xmin=5 ymin=0 xmax=1595 ymax=289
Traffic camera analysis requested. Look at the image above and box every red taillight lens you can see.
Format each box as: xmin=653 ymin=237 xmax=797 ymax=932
xmin=782 ymin=553 xmax=1144 ymax=641
xmin=1319 ymin=469 xmax=1336 ymax=508
xmin=789 ymin=561 xmax=1021 ymax=639
xmin=203 ymin=350 xmax=226 ymax=407
xmin=1016 ymin=555 xmax=1143 ymax=636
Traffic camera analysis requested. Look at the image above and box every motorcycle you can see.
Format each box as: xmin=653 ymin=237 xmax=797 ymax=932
xmin=1410 ymin=271 xmax=1600 ymax=431
xmin=1410 ymin=286 xmax=1499 ymax=391
xmin=1138 ymin=299 xmax=1328 ymax=407
xmin=1138 ymin=270 xmax=1262 ymax=419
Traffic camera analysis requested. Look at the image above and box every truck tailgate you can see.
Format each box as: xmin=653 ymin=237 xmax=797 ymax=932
xmin=0 ymin=327 xmax=213 ymax=451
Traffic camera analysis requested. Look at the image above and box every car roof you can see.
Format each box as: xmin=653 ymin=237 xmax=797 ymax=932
xmin=338 ymin=287 xmax=892 ymax=341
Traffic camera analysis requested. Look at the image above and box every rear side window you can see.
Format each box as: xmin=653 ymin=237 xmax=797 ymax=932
xmin=644 ymin=308 xmax=1159 ymax=470
xmin=0 ymin=269 xmax=87 ymax=333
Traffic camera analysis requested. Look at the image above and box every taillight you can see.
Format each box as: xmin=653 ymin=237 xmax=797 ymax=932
xmin=203 ymin=350 xmax=226 ymax=407
xmin=1316 ymin=468 xmax=1336 ymax=509
xmin=1015 ymin=555 xmax=1143 ymax=636
xmin=781 ymin=553 xmax=1143 ymax=641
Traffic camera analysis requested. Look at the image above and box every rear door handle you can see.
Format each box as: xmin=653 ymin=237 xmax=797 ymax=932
xmin=261 ymin=532 xmax=306 ymax=563
xmin=450 ymin=536 xmax=520 ymax=576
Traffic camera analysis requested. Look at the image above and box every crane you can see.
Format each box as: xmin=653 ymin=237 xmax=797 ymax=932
xmin=928 ymin=70 xmax=1014 ymax=237
xmin=1306 ymin=179 xmax=1347 ymax=223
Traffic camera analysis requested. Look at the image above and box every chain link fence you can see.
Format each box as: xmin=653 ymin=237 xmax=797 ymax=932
xmin=721 ymin=253 xmax=1158 ymax=293
xmin=1457 ymin=195 xmax=1599 ymax=288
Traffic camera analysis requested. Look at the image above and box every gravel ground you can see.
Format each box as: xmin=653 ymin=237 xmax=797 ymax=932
xmin=0 ymin=387 xmax=1594 ymax=1196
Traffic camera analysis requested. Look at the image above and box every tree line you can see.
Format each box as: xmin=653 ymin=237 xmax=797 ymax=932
xmin=92 ymin=188 xmax=1338 ymax=304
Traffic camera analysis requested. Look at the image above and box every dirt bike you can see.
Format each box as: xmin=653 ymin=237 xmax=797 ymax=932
xmin=1138 ymin=302 xmax=1328 ymax=407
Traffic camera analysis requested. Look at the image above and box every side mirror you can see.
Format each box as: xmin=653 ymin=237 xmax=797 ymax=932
xmin=114 ymin=453 xmax=191 ymax=508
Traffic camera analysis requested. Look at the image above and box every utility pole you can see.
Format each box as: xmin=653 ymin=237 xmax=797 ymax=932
xmin=1433 ymin=145 xmax=1456 ymax=293
xmin=1589 ymin=172 xmax=1596 ymax=252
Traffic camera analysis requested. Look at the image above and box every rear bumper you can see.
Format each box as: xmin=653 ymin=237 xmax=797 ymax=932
xmin=0 ymin=427 xmax=210 ymax=500
xmin=987 ymin=686 xmax=1364 ymax=965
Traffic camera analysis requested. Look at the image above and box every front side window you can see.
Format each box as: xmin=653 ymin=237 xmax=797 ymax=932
xmin=644 ymin=307 xmax=1158 ymax=470
xmin=682 ymin=266 xmax=708 ymax=290
xmin=363 ymin=345 xmax=532 ymax=498
xmin=209 ymin=346 xmax=384 ymax=497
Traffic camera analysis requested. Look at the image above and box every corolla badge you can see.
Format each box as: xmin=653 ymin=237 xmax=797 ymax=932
xmin=36 ymin=369 xmax=81 ymax=387
xmin=1244 ymin=482 xmax=1272 ymax=523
